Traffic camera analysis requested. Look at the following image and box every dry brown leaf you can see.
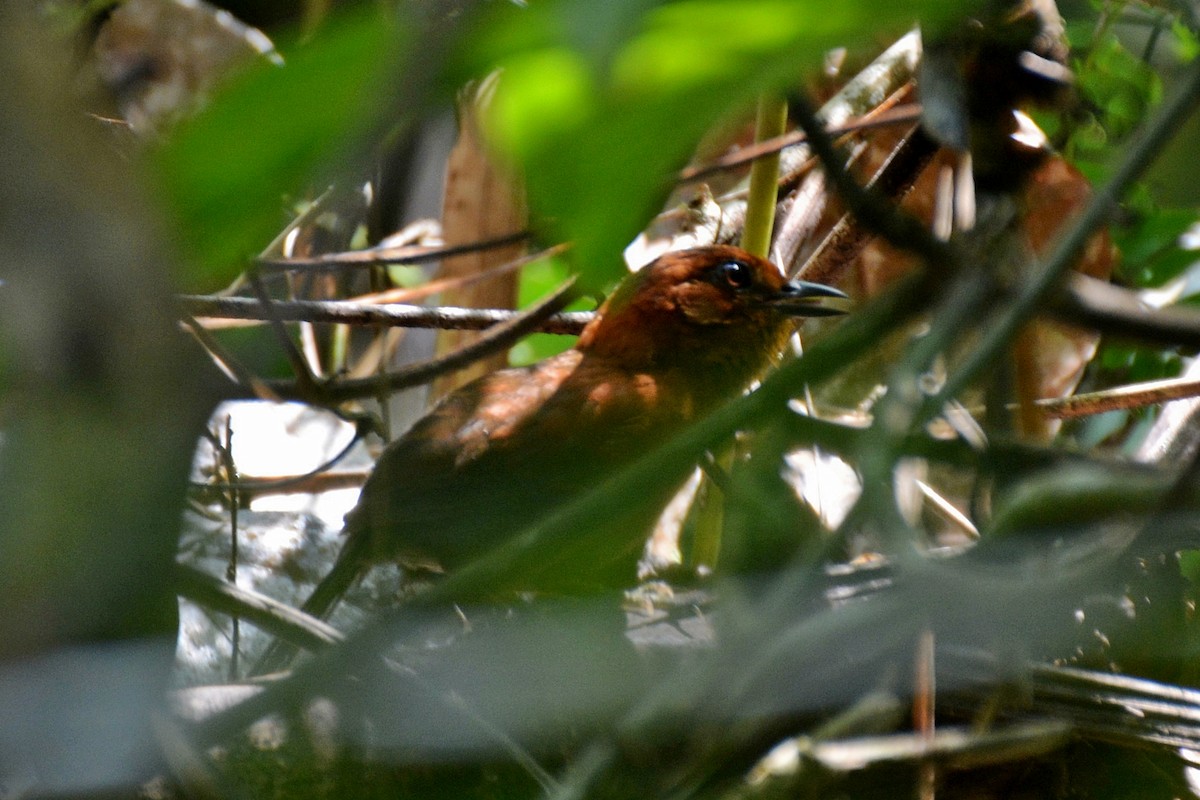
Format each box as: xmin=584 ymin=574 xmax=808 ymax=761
xmin=431 ymin=80 xmax=527 ymax=400
xmin=849 ymin=151 xmax=1115 ymax=437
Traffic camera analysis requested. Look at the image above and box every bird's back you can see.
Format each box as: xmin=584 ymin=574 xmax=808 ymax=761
xmin=346 ymin=347 xmax=705 ymax=584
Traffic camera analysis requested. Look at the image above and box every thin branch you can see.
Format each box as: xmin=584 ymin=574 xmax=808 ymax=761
xmin=679 ymin=103 xmax=923 ymax=185
xmin=1036 ymin=376 xmax=1200 ymax=419
xmin=213 ymin=470 xmax=368 ymax=496
xmin=248 ymin=269 xmax=318 ymax=394
xmin=184 ymin=295 xmax=593 ymax=336
xmin=181 ymin=315 xmax=281 ymax=401
xmin=351 ymin=243 xmax=568 ymax=306
xmin=261 ymin=278 xmax=581 ymax=403
xmin=790 ymin=94 xmax=950 ymax=267
xmin=191 ymin=422 xmax=368 ymax=496
xmin=220 ymin=417 xmax=241 ymax=679
xmin=256 ymin=230 xmax=531 ymax=272
xmin=792 ymin=123 xmax=937 ymax=283
xmin=1050 ymin=273 xmax=1200 ymax=349
xmin=174 ymin=563 xmax=344 ymax=653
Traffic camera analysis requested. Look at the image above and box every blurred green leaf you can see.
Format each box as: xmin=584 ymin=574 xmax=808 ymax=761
xmin=451 ymin=0 xmax=978 ymax=289
xmin=1074 ymin=36 xmax=1162 ymax=153
xmin=1172 ymin=19 xmax=1200 ymax=62
xmin=1112 ymin=203 xmax=1199 ymax=286
xmin=1072 ymin=408 xmax=1129 ymax=449
xmin=1094 ymin=341 xmax=1182 ymax=383
xmin=386 ymin=264 xmax=427 ymax=288
xmin=152 ymin=8 xmax=407 ymax=291
xmin=985 ymin=464 xmax=1165 ymax=539
xmin=1145 ymin=98 xmax=1200 ymax=205
xmin=1180 ymin=549 xmax=1200 ymax=586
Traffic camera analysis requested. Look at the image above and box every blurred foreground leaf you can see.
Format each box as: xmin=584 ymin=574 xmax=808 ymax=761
xmin=452 ymin=0 xmax=979 ymax=288
xmin=153 ymin=8 xmax=407 ymax=290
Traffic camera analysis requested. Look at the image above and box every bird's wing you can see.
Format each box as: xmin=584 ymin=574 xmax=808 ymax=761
xmin=345 ymin=350 xmax=700 ymax=573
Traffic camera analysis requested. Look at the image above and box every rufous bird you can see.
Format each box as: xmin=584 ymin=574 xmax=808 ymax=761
xmin=296 ymin=245 xmax=845 ymax=622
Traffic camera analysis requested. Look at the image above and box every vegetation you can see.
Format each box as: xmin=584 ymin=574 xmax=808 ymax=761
xmin=3 ymin=0 xmax=1200 ymax=797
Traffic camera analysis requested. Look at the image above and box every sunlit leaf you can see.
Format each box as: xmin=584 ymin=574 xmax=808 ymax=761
xmin=451 ymin=0 xmax=979 ymax=288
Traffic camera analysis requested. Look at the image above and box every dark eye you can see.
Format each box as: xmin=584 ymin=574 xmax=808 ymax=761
xmin=718 ymin=260 xmax=753 ymax=289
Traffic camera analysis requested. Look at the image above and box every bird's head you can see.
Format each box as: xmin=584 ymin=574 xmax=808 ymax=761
xmin=577 ymin=245 xmax=846 ymax=391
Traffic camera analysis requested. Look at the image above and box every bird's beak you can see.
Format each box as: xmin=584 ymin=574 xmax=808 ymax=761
xmin=766 ymin=279 xmax=849 ymax=318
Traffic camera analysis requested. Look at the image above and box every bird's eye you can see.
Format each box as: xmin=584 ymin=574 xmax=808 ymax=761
xmin=718 ymin=260 xmax=753 ymax=289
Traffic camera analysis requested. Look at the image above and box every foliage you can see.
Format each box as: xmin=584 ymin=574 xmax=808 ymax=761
xmin=447 ymin=0 xmax=973 ymax=289
xmin=8 ymin=0 xmax=1200 ymax=798
xmin=154 ymin=0 xmax=975 ymax=293
xmin=153 ymin=7 xmax=405 ymax=288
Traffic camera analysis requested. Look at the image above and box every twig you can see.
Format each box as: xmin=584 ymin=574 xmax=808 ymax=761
xmin=352 ymin=243 xmax=568 ymax=306
xmin=1036 ymin=376 xmax=1200 ymax=419
xmin=790 ymin=94 xmax=949 ymax=267
xmin=181 ymin=315 xmax=281 ymax=401
xmin=214 ymin=470 xmax=368 ymax=496
xmin=679 ymin=103 xmax=923 ymax=185
xmin=772 ymin=80 xmax=917 ymax=276
xmin=220 ymin=418 xmax=241 ymax=680
xmin=183 ymin=295 xmax=593 ymax=336
xmin=174 ymin=564 xmax=343 ymax=653
xmin=792 ymin=123 xmax=937 ymax=284
xmin=248 ymin=269 xmax=318 ymax=396
xmin=256 ymin=230 xmax=531 ymax=271
xmin=1050 ymin=273 xmax=1200 ymax=349
xmin=262 ymin=277 xmax=580 ymax=403
xmin=191 ymin=421 xmax=368 ymax=496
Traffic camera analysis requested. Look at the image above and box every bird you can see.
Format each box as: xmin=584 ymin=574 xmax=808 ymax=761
xmin=291 ymin=245 xmax=845 ymax=625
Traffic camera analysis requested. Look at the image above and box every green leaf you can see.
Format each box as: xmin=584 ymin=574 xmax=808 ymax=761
xmin=1173 ymin=19 xmax=1200 ymax=63
xmin=1181 ymin=549 xmax=1200 ymax=586
xmin=1075 ymin=36 xmax=1162 ymax=143
xmin=1112 ymin=205 xmax=1200 ymax=286
xmin=1095 ymin=341 xmax=1182 ymax=383
xmin=152 ymin=8 xmax=407 ymax=291
xmin=450 ymin=0 xmax=978 ymax=289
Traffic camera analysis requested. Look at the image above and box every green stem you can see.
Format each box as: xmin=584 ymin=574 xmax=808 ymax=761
xmin=694 ymin=94 xmax=788 ymax=574
xmin=740 ymin=94 xmax=789 ymax=259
